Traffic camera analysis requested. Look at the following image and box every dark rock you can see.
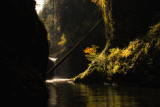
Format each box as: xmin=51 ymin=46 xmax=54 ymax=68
xmin=1 ymin=0 xmax=49 ymax=107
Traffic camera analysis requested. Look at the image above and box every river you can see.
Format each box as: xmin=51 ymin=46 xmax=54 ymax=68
xmin=46 ymin=79 xmax=160 ymax=107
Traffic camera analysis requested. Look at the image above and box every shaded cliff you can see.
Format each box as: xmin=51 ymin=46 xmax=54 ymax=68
xmin=1 ymin=0 xmax=49 ymax=107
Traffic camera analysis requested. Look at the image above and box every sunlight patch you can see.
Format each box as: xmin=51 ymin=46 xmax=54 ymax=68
xmin=46 ymin=79 xmax=72 ymax=83
xmin=35 ymin=0 xmax=46 ymax=14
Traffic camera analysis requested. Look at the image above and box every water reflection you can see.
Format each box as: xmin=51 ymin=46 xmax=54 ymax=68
xmin=72 ymin=84 xmax=138 ymax=107
xmin=48 ymin=85 xmax=57 ymax=106
xmin=47 ymin=80 xmax=160 ymax=107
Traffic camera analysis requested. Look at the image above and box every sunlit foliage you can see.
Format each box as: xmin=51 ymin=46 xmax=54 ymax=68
xmin=149 ymin=23 xmax=160 ymax=36
xmin=92 ymin=0 xmax=114 ymax=42
xmin=72 ymin=0 xmax=114 ymax=82
xmin=92 ymin=0 xmax=106 ymax=8
xmin=104 ymin=23 xmax=160 ymax=77
xmin=57 ymin=34 xmax=67 ymax=46
xmin=107 ymin=39 xmax=143 ymax=75
xmin=83 ymin=45 xmax=100 ymax=61
xmin=73 ymin=22 xmax=160 ymax=83
xmin=72 ymin=0 xmax=160 ymax=86
xmin=95 ymin=0 xmax=113 ymax=38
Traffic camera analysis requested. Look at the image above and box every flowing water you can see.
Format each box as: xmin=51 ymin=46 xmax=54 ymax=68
xmin=46 ymin=79 xmax=160 ymax=107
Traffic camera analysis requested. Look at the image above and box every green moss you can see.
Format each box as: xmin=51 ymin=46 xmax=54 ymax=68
xmin=149 ymin=23 xmax=160 ymax=36
xmin=73 ymin=22 xmax=160 ymax=85
xmin=72 ymin=0 xmax=160 ymax=86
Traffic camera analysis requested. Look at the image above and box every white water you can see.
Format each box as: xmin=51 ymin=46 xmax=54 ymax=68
xmin=46 ymin=78 xmax=72 ymax=83
xmin=49 ymin=57 xmax=57 ymax=62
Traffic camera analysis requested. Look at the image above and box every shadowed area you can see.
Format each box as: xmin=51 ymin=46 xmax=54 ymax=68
xmin=1 ymin=0 xmax=49 ymax=107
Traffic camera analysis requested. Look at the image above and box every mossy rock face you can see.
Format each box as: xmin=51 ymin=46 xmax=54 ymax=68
xmin=106 ymin=23 xmax=160 ymax=87
xmin=73 ymin=0 xmax=160 ymax=87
